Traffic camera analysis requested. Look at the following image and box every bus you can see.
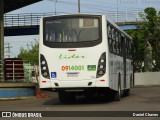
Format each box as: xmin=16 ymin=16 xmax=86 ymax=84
xmin=39 ymin=14 xmax=134 ymax=103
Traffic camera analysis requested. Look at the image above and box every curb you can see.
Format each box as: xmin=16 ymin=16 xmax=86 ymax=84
xmin=0 ymin=96 xmax=36 ymax=100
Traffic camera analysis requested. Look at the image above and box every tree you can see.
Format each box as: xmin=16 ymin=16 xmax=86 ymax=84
xmin=126 ymin=30 xmax=145 ymax=72
xmin=18 ymin=40 xmax=39 ymax=65
xmin=127 ymin=7 xmax=160 ymax=72
xmin=141 ymin=7 xmax=160 ymax=71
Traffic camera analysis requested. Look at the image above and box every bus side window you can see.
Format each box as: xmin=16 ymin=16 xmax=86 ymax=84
xmin=118 ymin=33 xmax=122 ymax=56
xmin=121 ymin=36 xmax=124 ymax=56
xmin=126 ymin=38 xmax=129 ymax=58
xmin=128 ymin=40 xmax=132 ymax=59
xmin=112 ymin=28 xmax=117 ymax=54
xmin=131 ymin=42 xmax=134 ymax=59
xmin=109 ymin=34 xmax=112 ymax=52
xmin=112 ymin=40 xmax=116 ymax=54
xmin=115 ymin=31 xmax=119 ymax=55
xmin=129 ymin=40 xmax=131 ymax=58
xmin=107 ymin=25 xmax=113 ymax=52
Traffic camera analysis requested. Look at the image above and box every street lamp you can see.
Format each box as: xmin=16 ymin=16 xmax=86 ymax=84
xmin=55 ymin=0 xmax=57 ymax=15
xmin=78 ymin=0 xmax=80 ymax=13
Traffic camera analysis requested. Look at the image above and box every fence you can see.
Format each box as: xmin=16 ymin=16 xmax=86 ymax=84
xmin=23 ymin=63 xmax=35 ymax=83
xmin=4 ymin=10 xmax=144 ymax=27
xmin=4 ymin=59 xmax=24 ymax=82
xmin=0 ymin=60 xmax=35 ymax=83
xmin=0 ymin=60 xmax=3 ymax=82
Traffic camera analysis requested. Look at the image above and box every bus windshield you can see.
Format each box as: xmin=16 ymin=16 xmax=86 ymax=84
xmin=44 ymin=17 xmax=100 ymax=43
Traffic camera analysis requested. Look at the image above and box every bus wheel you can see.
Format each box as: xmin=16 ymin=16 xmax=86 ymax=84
xmin=130 ymin=74 xmax=133 ymax=88
xmin=114 ymin=79 xmax=121 ymax=101
xmin=124 ymin=89 xmax=130 ymax=96
xmin=58 ymin=91 xmax=76 ymax=104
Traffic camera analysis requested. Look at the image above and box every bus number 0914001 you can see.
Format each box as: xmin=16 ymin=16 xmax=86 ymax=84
xmin=62 ymin=65 xmax=84 ymax=71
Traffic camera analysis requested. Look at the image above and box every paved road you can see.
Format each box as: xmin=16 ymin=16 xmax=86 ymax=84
xmin=0 ymin=86 xmax=160 ymax=120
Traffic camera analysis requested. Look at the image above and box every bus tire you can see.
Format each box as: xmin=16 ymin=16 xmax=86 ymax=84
xmin=124 ymin=74 xmax=132 ymax=97
xmin=124 ymin=89 xmax=130 ymax=96
xmin=114 ymin=76 xmax=121 ymax=101
xmin=130 ymin=74 xmax=133 ymax=87
xmin=58 ymin=91 xmax=76 ymax=104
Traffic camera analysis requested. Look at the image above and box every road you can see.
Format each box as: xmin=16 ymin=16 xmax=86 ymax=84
xmin=0 ymin=86 xmax=160 ymax=120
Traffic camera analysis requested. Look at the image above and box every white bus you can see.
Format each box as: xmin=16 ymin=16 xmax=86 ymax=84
xmin=39 ymin=14 xmax=134 ymax=103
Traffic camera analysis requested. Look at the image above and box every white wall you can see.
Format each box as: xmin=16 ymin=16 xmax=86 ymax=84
xmin=134 ymin=72 xmax=160 ymax=86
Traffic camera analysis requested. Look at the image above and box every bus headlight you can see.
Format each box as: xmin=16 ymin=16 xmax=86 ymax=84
xmin=40 ymin=54 xmax=50 ymax=79
xmin=96 ymin=52 xmax=106 ymax=78
xmin=99 ymin=70 xmax=104 ymax=75
xmin=43 ymin=66 xmax=47 ymax=70
xmin=100 ymin=59 xmax=105 ymax=63
xmin=43 ymin=72 xmax=48 ymax=77
xmin=42 ymin=61 xmax=46 ymax=65
xmin=100 ymin=65 xmax=104 ymax=69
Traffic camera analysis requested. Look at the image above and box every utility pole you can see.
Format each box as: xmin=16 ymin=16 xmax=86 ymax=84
xmin=27 ymin=43 xmax=30 ymax=50
xmin=0 ymin=0 xmax=4 ymax=81
xmin=116 ymin=0 xmax=119 ymax=22
xmin=78 ymin=0 xmax=80 ymax=13
xmin=55 ymin=0 xmax=57 ymax=15
xmin=5 ymin=43 xmax=12 ymax=58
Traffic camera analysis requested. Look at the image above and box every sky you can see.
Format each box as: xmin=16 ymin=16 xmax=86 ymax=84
xmin=4 ymin=0 xmax=160 ymax=58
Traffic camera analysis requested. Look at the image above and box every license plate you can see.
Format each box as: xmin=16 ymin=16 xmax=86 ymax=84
xmin=67 ymin=72 xmax=79 ymax=77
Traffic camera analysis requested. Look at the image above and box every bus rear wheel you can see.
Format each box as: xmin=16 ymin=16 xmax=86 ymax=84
xmin=123 ymin=89 xmax=130 ymax=96
xmin=114 ymin=82 xmax=121 ymax=101
xmin=58 ymin=91 xmax=76 ymax=104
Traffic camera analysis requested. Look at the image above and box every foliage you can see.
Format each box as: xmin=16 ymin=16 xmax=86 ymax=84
xmin=126 ymin=30 xmax=145 ymax=72
xmin=18 ymin=40 xmax=39 ymax=65
xmin=142 ymin=7 xmax=160 ymax=71
xmin=127 ymin=7 xmax=160 ymax=72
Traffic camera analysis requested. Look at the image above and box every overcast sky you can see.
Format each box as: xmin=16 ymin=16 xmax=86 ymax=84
xmin=4 ymin=0 xmax=160 ymax=58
